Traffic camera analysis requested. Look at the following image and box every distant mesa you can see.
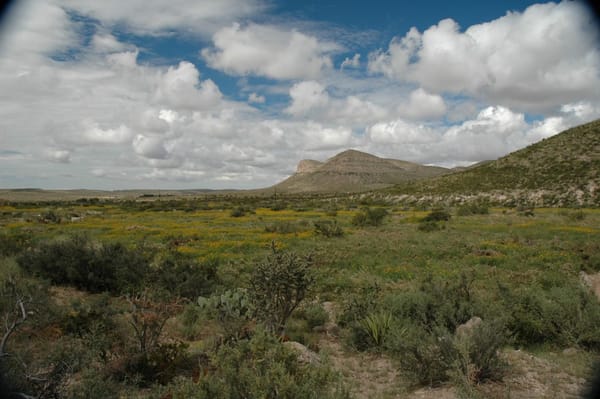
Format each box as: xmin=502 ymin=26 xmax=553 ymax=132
xmin=271 ymin=149 xmax=449 ymax=193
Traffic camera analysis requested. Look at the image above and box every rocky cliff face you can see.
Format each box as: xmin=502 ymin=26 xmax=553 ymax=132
xmin=296 ymin=159 xmax=323 ymax=174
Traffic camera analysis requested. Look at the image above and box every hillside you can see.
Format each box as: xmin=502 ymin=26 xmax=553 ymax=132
xmin=387 ymin=119 xmax=600 ymax=206
xmin=272 ymin=149 xmax=449 ymax=193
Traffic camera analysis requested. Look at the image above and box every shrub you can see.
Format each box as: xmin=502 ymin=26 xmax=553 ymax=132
xmin=165 ymin=328 xmax=350 ymax=399
xmin=0 ymin=230 xmax=30 ymax=257
xmin=351 ymin=207 xmax=388 ymax=227
xmin=499 ymin=283 xmax=600 ymax=349
xmin=386 ymin=325 xmax=455 ymax=386
xmin=151 ymin=252 xmax=218 ymax=299
xmin=18 ymin=235 xmax=149 ymax=294
xmin=300 ymin=303 xmax=330 ymax=330
xmin=386 ymin=320 xmax=507 ymax=387
xmin=198 ymin=288 xmax=253 ymax=342
xmin=417 ymin=221 xmax=442 ymax=232
xmin=422 ymin=209 xmax=451 ymax=222
xmin=249 ymin=243 xmax=314 ymax=334
xmin=456 ymin=203 xmax=489 ymax=216
xmin=229 ymin=206 xmax=248 ymax=218
xmin=314 ymin=220 xmax=344 ymax=237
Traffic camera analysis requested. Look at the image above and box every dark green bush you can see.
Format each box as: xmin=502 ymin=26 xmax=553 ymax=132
xmin=300 ymin=303 xmax=330 ymax=329
xmin=417 ymin=221 xmax=442 ymax=232
xmin=456 ymin=203 xmax=489 ymax=216
xmin=18 ymin=235 xmax=149 ymax=293
xmin=422 ymin=209 xmax=451 ymax=222
xmin=151 ymin=252 xmax=218 ymax=299
xmin=499 ymin=283 xmax=600 ymax=349
xmin=351 ymin=207 xmax=388 ymax=227
xmin=166 ymin=328 xmax=350 ymax=399
xmin=314 ymin=220 xmax=344 ymax=237
xmin=0 ymin=230 xmax=30 ymax=256
xmin=386 ymin=324 xmax=455 ymax=386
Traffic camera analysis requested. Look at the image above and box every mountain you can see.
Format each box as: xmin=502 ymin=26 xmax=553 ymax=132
xmin=387 ymin=119 xmax=600 ymax=206
xmin=272 ymin=149 xmax=449 ymax=193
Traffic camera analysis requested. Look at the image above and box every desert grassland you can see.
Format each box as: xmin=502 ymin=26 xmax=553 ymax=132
xmin=2 ymin=203 xmax=598 ymax=289
xmin=1 ymin=200 xmax=599 ymax=398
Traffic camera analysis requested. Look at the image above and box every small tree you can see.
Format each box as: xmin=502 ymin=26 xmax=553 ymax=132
xmin=249 ymin=242 xmax=314 ymax=335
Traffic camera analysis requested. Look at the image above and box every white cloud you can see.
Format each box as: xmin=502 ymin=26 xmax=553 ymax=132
xmin=248 ymin=92 xmax=265 ymax=104
xmin=368 ymin=120 xmax=437 ymax=145
xmin=154 ymin=61 xmax=222 ymax=109
xmin=0 ymin=0 xmax=598 ymax=190
xmin=44 ymin=148 xmax=71 ymax=163
xmin=286 ymin=81 xmax=330 ymax=115
xmin=83 ymin=122 xmax=133 ymax=144
xmin=202 ymin=23 xmax=337 ymax=80
xmin=302 ymin=123 xmax=353 ymax=150
xmin=368 ymin=2 xmax=600 ymax=112
xmin=397 ymin=88 xmax=447 ymax=120
xmin=0 ymin=1 xmax=79 ymax=60
xmin=133 ymin=135 xmax=169 ymax=159
xmin=340 ymin=53 xmax=360 ymax=69
xmin=57 ymin=0 xmax=265 ymax=37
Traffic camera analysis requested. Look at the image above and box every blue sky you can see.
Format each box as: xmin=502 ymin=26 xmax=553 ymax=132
xmin=0 ymin=0 xmax=598 ymax=189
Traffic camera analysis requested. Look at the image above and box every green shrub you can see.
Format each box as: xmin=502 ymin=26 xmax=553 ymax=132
xmin=351 ymin=207 xmax=388 ymax=227
xmin=151 ymin=252 xmax=218 ymax=299
xmin=17 ymin=235 xmax=149 ymax=293
xmin=249 ymin=243 xmax=314 ymax=334
xmin=314 ymin=220 xmax=344 ymax=237
xmin=422 ymin=209 xmax=451 ymax=222
xmin=230 ymin=206 xmax=253 ymax=217
xmin=0 ymin=230 xmax=30 ymax=257
xmin=417 ymin=221 xmax=442 ymax=232
xmin=301 ymin=303 xmax=330 ymax=329
xmin=456 ymin=203 xmax=489 ymax=216
xmin=198 ymin=288 xmax=253 ymax=342
xmin=386 ymin=324 xmax=455 ymax=386
xmin=265 ymin=221 xmax=303 ymax=234
xmin=165 ymin=328 xmax=350 ymax=399
xmin=499 ymin=283 xmax=600 ymax=348
xmin=386 ymin=320 xmax=507 ymax=387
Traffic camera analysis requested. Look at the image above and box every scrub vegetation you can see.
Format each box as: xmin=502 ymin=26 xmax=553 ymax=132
xmin=0 ymin=195 xmax=599 ymax=398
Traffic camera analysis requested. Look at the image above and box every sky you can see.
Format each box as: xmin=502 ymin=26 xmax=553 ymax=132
xmin=0 ymin=0 xmax=599 ymax=190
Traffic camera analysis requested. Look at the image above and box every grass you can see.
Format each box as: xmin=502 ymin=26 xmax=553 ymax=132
xmin=1 ymin=197 xmax=599 ymax=398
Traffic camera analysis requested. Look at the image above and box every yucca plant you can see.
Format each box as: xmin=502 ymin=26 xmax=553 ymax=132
xmin=359 ymin=312 xmax=393 ymax=347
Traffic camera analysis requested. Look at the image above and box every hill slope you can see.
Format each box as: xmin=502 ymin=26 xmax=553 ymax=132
xmin=272 ymin=149 xmax=448 ymax=193
xmin=387 ymin=119 xmax=600 ymax=206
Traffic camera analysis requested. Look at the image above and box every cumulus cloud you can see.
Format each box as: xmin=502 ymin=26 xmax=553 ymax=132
xmin=340 ymin=53 xmax=360 ymax=69
xmin=83 ymin=122 xmax=133 ymax=144
xmin=132 ymin=135 xmax=169 ymax=159
xmin=368 ymin=2 xmax=600 ymax=112
xmin=1 ymin=0 xmax=598 ymax=190
xmin=154 ymin=61 xmax=222 ymax=109
xmin=397 ymin=88 xmax=447 ymax=120
xmin=286 ymin=81 xmax=330 ymax=115
xmin=202 ymin=23 xmax=338 ymax=80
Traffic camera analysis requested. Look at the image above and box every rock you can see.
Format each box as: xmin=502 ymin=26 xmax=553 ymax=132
xmin=283 ymin=341 xmax=320 ymax=364
xmin=455 ymin=316 xmax=483 ymax=338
